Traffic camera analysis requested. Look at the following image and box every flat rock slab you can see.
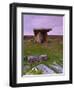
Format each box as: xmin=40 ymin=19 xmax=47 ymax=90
xmin=27 ymin=55 xmax=48 ymax=63
xmin=23 ymin=65 xmax=30 ymax=71
xmin=50 ymin=64 xmax=63 ymax=73
xmin=36 ymin=64 xmax=55 ymax=74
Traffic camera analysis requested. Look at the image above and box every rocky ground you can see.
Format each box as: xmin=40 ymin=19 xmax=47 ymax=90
xmin=23 ymin=36 xmax=63 ymax=75
xmin=23 ymin=63 xmax=63 ymax=75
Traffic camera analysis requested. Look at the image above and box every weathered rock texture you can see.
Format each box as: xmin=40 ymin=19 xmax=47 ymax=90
xmin=27 ymin=55 xmax=48 ymax=63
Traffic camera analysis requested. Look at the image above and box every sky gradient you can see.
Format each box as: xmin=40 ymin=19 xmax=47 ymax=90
xmin=23 ymin=14 xmax=64 ymax=35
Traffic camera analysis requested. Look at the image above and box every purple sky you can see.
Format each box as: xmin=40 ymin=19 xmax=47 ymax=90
xmin=23 ymin=14 xmax=64 ymax=35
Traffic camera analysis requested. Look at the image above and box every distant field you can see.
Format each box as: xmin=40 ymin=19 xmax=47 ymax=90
xmin=23 ymin=35 xmax=63 ymax=75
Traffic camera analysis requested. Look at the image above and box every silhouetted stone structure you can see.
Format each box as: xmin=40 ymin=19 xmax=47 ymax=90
xmin=34 ymin=29 xmax=52 ymax=43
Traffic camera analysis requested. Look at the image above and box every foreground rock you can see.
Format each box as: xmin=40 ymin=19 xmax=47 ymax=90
xmin=23 ymin=65 xmax=30 ymax=71
xmin=36 ymin=64 xmax=55 ymax=74
xmin=27 ymin=55 xmax=48 ymax=63
xmin=39 ymin=55 xmax=48 ymax=61
xmin=50 ymin=64 xmax=63 ymax=73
